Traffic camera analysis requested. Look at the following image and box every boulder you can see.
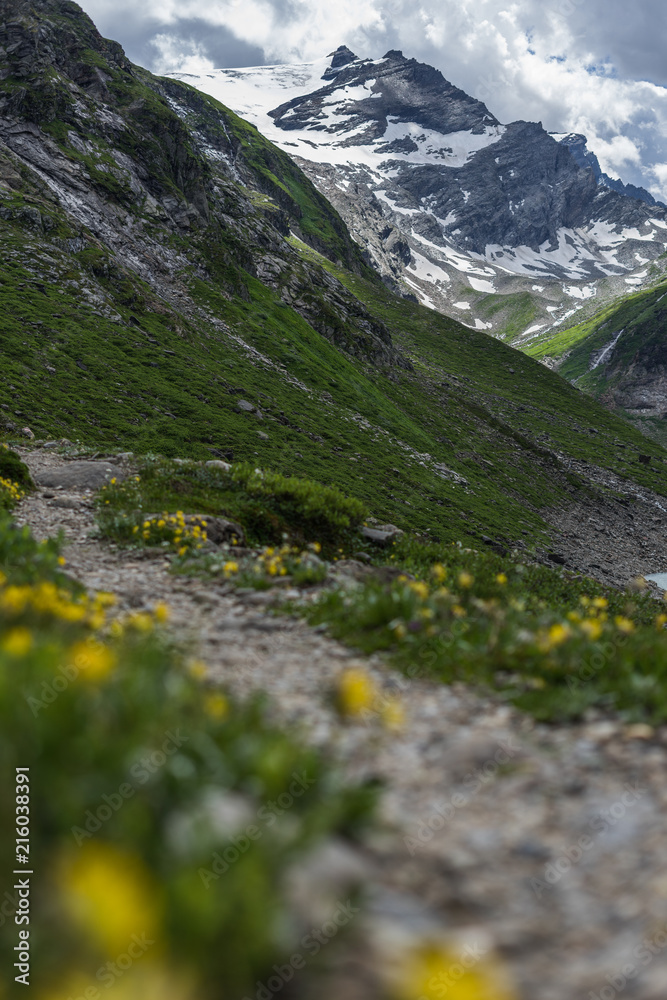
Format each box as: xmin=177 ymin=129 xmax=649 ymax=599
xmin=362 ymin=524 xmax=404 ymax=545
xmin=205 ymin=460 xmax=232 ymax=472
xmin=329 ymin=559 xmax=373 ymax=582
xmin=185 ymin=515 xmax=244 ymax=546
xmin=35 ymin=461 xmax=127 ymax=489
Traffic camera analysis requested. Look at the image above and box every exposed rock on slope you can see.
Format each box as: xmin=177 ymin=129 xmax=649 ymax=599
xmin=0 ymin=1 xmax=403 ymax=367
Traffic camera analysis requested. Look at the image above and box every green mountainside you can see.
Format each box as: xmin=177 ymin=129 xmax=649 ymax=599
xmin=1 ymin=0 xmax=666 ymax=556
xmin=526 ymin=276 xmax=667 ymax=447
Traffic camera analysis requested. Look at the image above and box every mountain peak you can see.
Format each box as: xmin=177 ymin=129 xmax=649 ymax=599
xmin=327 ymin=45 xmax=358 ymax=68
xmin=383 ymin=49 xmax=405 ymax=61
xmin=322 ymin=44 xmax=360 ymax=80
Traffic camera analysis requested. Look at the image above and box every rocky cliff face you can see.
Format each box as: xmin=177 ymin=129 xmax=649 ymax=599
xmin=0 ymin=4 xmax=403 ymax=368
xmin=173 ymin=47 xmax=667 ymax=342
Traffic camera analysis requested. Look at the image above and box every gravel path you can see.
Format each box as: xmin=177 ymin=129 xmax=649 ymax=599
xmin=14 ymin=448 xmax=667 ymax=1000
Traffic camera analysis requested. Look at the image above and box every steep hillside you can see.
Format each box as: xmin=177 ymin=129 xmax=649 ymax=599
xmin=526 ymin=277 xmax=667 ymax=447
xmin=1 ymin=0 xmax=667 ymax=572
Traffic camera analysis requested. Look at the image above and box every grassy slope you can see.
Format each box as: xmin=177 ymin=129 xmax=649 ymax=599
xmin=524 ymin=277 xmax=667 ymax=445
xmin=525 ymin=279 xmax=667 ymax=366
xmin=2 ymin=200 xmax=667 ymax=554
xmin=475 ymin=291 xmax=539 ymax=343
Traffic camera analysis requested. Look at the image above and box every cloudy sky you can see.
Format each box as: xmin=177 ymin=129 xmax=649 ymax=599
xmin=78 ymin=0 xmax=667 ymax=200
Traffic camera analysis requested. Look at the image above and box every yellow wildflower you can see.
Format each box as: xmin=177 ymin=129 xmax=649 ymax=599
xmin=188 ymin=660 xmax=208 ymax=680
xmin=409 ymin=581 xmax=429 ymax=600
xmin=614 ymin=616 xmax=635 ymax=634
xmin=153 ymin=602 xmax=170 ymax=624
xmin=336 ymin=668 xmax=377 ymax=717
xmin=56 ymin=842 xmax=161 ymax=956
xmin=579 ymin=618 xmax=603 ymax=640
xmin=548 ymin=623 xmax=571 ymax=646
xmin=70 ymin=640 xmax=116 ymax=681
xmin=204 ymin=692 xmax=229 ymax=719
xmin=431 ymin=564 xmax=447 ymax=583
xmin=95 ymin=592 xmax=117 ymax=607
xmin=592 ymin=597 xmax=609 ymax=609
xmin=458 ymin=571 xmax=473 ymax=589
xmin=496 ymin=573 xmax=508 ymax=585
xmin=656 ymin=614 xmax=667 ymax=629
xmin=223 ymin=561 xmax=239 ymax=575
xmin=390 ymin=941 xmax=516 ymax=1000
xmin=127 ymin=612 xmax=154 ymax=632
xmin=1 ymin=627 xmax=33 ymax=657
xmin=381 ymin=697 xmax=405 ymax=731
xmin=394 ymin=623 xmax=407 ymax=639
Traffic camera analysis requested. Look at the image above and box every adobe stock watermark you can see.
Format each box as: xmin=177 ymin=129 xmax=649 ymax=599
xmin=404 ymin=736 xmax=521 ymax=856
xmin=531 ymin=781 xmax=646 ymax=898
xmin=198 ymin=770 xmax=316 ymax=887
xmin=417 ymin=940 xmax=489 ymax=1000
xmin=588 ymin=924 xmax=667 ymax=1000
xmin=64 ymin=931 xmax=155 ymax=1000
xmin=71 ymin=730 xmax=188 ymax=846
xmin=242 ymin=899 xmax=359 ymax=1000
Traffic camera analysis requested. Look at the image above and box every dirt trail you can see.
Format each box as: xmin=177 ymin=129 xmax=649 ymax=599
xmin=15 ymin=448 xmax=667 ymax=1000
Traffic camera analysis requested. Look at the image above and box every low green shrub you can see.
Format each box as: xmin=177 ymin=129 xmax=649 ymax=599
xmin=95 ymin=459 xmax=368 ymax=555
xmin=0 ymin=443 xmax=34 ymax=489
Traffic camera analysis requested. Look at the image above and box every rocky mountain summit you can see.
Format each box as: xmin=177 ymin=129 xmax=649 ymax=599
xmin=553 ymin=132 xmax=663 ymax=209
xmin=174 ymin=47 xmax=667 ymax=342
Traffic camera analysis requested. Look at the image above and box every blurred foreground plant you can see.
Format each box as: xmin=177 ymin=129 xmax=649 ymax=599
xmin=0 ymin=512 xmax=376 ymax=997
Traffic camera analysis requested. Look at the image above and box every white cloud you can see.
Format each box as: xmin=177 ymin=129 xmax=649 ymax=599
xmin=77 ymin=0 xmax=667 ymax=200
